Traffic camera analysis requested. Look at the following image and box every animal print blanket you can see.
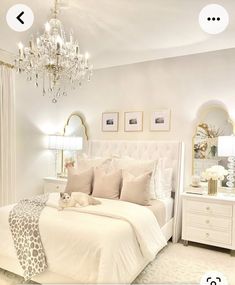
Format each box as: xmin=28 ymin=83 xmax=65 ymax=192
xmin=9 ymin=194 xmax=49 ymax=280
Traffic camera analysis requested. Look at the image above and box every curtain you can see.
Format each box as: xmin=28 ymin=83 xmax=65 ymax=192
xmin=0 ymin=64 xmax=16 ymax=206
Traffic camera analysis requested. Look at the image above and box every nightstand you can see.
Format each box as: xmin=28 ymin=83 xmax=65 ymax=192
xmin=44 ymin=177 xmax=67 ymax=194
xmin=182 ymin=191 xmax=235 ymax=255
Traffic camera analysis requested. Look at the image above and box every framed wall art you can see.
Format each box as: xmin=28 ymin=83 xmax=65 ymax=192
xmin=102 ymin=112 xmax=119 ymax=132
xmin=150 ymin=109 xmax=171 ymax=131
xmin=124 ymin=111 xmax=143 ymax=132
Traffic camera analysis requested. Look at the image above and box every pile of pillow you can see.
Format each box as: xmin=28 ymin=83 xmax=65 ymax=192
xmin=65 ymin=156 xmax=173 ymax=206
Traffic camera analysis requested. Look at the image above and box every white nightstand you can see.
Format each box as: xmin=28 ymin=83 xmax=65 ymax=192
xmin=44 ymin=177 xmax=67 ymax=194
xmin=182 ymin=190 xmax=235 ymax=255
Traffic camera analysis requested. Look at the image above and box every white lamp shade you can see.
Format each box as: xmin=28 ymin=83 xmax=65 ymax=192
xmin=47 ymin=135 xmax=83 ymax=151
xmin=218 ymin=136 xmax=235 ymax=157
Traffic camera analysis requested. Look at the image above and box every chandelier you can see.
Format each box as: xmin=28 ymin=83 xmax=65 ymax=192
xmin=15 ymin=0 xmax=93 ymax=103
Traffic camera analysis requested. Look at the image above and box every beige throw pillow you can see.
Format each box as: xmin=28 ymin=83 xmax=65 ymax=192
xmin=65 ymin=168 xmax=93 ymax=195
xmin=111 ymin=157 xmax=157 ymax=199
xmin=92 ymin=168 xmax=122 ymax=199
xmin=120 ymin=171 xmax=152 ymax=206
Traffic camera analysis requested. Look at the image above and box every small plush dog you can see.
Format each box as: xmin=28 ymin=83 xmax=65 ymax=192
xmin=58 ymin=192 xmax=101 ymax=210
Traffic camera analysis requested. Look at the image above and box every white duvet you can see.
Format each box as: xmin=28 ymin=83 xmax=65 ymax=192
xmin=0 ymin=193 xmax=167 ymax=283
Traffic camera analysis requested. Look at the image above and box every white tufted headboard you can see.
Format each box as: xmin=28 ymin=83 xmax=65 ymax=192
xmin=88 ymin=140 xmax=185 ymax=243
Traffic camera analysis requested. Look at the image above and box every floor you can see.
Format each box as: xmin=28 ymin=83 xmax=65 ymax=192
xmin=0 ymin=242 xmax=234 ymax=285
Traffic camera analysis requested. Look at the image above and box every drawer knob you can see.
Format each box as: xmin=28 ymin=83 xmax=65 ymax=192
xmin=206 ymin=232 xmax=209 ymax=237
xmin=56 ymin=186 xmax=59 ymax=189
xmin=206 ymin=206 xmax=210 ymax=211
xmin=206 ymin=220 xmax=210 ymax=224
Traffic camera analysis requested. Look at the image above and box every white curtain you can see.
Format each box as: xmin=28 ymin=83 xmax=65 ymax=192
xmin=0 ymin=64 xmax=16 ymax=206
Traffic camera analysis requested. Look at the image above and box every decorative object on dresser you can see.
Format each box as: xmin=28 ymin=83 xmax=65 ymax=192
xmin=202 ymin=165 xmax=228 ymax=195
xmin=150 ymin=109 xmax=171 ymax=131
xmin=218 ymin=136 xmax=235 ymax=190
xmin=15 ymin=0 xmax=93 ymax=103
xmin=124 ymin=111 xmax=143 ymax=132
xmin=191 ymin=175 xmax=201 ymax=187
xmin=102 ymin=112 xmax=119 ymax=132
xmin=182 ymin=192 xmax=235 ymax=256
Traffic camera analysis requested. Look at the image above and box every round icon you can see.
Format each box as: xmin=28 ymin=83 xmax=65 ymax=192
xmin=200 ymin=271 xmax=228 ymax=285
xmin=199 ymin=4 xmax=229 ymax=34
xmin=6 ymin=4 xmax=34 ymax=32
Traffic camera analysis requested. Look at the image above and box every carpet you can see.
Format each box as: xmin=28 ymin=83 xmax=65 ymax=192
xmin=0 ymin=242 xmax=234 ymax=284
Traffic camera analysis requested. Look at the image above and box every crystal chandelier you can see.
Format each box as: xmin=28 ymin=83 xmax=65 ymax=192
xmin=15 ymin=0 xmax=93 ymax=103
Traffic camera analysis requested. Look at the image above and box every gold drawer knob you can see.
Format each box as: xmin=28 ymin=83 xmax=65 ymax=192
xmin=56 ymin=186 xmax=59 ymax=189
xmin=206 ymin=232 xmax=210 ymax=237
xmin=206 ymin=220 xmax=210 ymax=224
xmin=206 ymin=206 xmax=210 ymax=211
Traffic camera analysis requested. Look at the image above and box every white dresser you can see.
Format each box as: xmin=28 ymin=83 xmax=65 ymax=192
xmin=44 ymin=177 xmax=67 ymax=194
xmin=182 ymin=191 xmax=235 ymax=255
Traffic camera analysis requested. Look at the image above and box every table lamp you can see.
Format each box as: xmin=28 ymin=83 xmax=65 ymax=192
xmin=47 ymin=135 xmax=83 ymax=177
xmin=218 ymin=136 xmax=235 ymax=189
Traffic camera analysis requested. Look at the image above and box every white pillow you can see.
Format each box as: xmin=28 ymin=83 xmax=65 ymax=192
xmin=77 ymin=157 xmax=112 ymax=172
xmin=155 ymin=158 xmax=173 ymax=199
xmin=111 ymin=157 xmax=157 ymax=199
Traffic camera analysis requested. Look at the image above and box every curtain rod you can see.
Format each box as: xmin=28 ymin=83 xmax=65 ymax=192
xmin=0 ymin=60 xmax=14 ymax=69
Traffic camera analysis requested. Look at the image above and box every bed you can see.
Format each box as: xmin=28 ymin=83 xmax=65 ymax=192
xmin=0 ymin=140 xmax=184 ymax=283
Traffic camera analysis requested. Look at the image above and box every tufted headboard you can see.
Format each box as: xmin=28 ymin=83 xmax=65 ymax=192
xmin=88 ymin=140 xmax=185 ymax=243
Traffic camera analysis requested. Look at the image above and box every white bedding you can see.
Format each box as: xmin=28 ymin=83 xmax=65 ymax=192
xmin=0 ymin=193 xmax=167 ymax=283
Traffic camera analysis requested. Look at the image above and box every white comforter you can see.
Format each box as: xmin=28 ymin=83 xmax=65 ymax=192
xmin=0 ymin=193 xmax=167 ymax=283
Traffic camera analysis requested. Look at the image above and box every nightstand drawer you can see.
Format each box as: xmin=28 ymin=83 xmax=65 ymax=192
xmin=186 ymin=213 xmax=232 ymax=232
xmin=44 ymin=182 xmax=66 ymax=193
xmin=186 ymin=227 xmax=232 ymax=245
xmin=185 ymin=200 xmax=232 ymax=217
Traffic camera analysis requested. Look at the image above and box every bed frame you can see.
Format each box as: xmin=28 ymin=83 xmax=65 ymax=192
xmin=0 ymin=140 xmax=184 ymax=283
xmin=88 ymin=140 xmax=185 ymax=243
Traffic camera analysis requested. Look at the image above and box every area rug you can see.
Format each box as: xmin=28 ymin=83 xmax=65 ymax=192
xmin=1 ymin=242 xmax=234 ymax=284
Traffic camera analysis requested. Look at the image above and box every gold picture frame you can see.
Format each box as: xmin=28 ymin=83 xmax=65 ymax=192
xmin=150 ymin=109 xmax=171 ymax=131
xmin=102 ymin=112 xmax=119 ymax=132
xmin=124 ymin=111 xmax=143 ymax=132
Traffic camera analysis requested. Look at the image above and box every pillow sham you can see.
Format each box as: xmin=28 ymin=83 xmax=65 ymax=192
xmin=65 ymin=168 xmax=93 ymax=195
xmin=92 ymin=168 xmax=122 ymax=199
xmin=111 ymin=157 xmax=157 ymax=199
xmin=120 ymin=171 xmax=152 ymax=206
xmin=77 ymin=157 xmax=112 ymax=172
xmin=154 ymin=158 xmax=173 ymax=199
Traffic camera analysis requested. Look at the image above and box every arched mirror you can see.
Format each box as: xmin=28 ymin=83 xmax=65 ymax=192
xmin=61 ymin=112 xmax=88 ymax=174
xmin=193 ymin=104 xmax=233 ymax=186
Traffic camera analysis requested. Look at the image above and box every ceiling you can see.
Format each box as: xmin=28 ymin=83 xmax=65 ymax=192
xmin=1 ymin=0 xmax=235 ymax=69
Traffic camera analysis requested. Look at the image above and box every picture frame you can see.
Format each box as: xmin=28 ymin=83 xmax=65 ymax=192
xmin=150 ymin=109 xmax=171 ymax=131
xmin=124 ymin=111 xmax=143 ymax=132
xmin=102 ymin=112 xmax=119 ymax=132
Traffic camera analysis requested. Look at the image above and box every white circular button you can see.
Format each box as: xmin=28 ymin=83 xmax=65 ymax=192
xmin=199 ymin=4 xmax=229 ymax=34
xmin=200 ymin=271 xmax=228 ymax=285
xmin=6 ymin=4 xmax=34 ymax=32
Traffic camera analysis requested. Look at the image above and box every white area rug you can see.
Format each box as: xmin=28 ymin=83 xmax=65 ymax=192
xmin=1 ymin=242 xmax=234 ymax=284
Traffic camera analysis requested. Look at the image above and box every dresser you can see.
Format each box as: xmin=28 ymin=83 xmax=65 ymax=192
xmin=182 ymin=191 xmax=235 ymax=255
xmin=44 ymin=177 xmax=67 ymax=194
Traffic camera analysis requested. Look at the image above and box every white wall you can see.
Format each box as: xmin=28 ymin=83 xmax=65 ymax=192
xmin=15 ymin=48 xmax=235 ymax=199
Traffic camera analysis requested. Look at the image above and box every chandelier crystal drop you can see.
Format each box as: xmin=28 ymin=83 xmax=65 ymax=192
xmin=15 ymin=0 xmax=93 ymax=103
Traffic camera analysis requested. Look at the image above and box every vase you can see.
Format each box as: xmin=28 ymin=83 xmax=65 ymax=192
xmin=208 ymin=179 xmax=218 ymax=195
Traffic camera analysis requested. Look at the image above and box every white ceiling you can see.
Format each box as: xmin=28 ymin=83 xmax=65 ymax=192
xmin=1 ymin=0 xmax=235 ymax=69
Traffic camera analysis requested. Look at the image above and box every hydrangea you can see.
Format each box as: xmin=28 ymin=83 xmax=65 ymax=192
xmin=202 ymin=165 xmax=228 ymax=181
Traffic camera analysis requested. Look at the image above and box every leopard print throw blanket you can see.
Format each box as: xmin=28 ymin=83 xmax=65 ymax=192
xmin=9 ymin=194 xmax=49 ymax=281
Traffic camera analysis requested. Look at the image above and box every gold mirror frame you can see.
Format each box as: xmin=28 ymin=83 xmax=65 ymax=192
xmin=192 ymin=102 xmax=234 ymax=176
xmin=59 ymin=112 xmax=89 ymax=177
xmin=63 ymin=112 xmax=89 ymax=140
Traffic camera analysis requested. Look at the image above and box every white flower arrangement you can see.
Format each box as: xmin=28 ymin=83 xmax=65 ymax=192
xmin=202 ymin=165 xmax=228 ymax=181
